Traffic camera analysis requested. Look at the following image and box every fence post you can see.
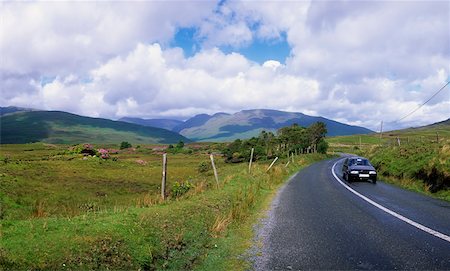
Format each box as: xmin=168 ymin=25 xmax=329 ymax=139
xmin=248 ymin=147 xmax=254 ymax=173
xmin=397 ymin=137 xmax=401 ymax=146
xmin=285 ymin=160 xmax=290 ymax=167
xmin=291 ymin=152 xmax=294 ymax=163
xmin=266 ymin=157 xmax=279 ymax=172
xmin=210 ymin=154 xmax=219 ymax=188
xmin=161 ymin=153 xmax=167 ymax=200
xmin=379 ymin=120 xmax=383 ymax=143
xmin=436 ymin=132 xmax=439 ymax=143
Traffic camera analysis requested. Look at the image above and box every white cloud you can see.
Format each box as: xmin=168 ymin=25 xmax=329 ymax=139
xmin=1 ymin=1 xmax=449 ymax=131
xmin=6 ymin=43 xmax=320 ymax=120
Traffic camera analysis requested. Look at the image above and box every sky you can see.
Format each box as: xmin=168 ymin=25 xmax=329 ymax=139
xmin=1 ymin=0 xmax=449 ymax=131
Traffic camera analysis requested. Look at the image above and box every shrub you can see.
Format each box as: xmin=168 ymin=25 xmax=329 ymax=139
xmin=120 ymin=141 xmax=132 ymax=150
xmin=171 ymin=180 xmax=194 ymax=198
xmin=317 ymin=139 xmax=329 ymax=154
xmin=176 ymin=141 xmax=185 ymax=149
xmin=198 ymin=161 xmax=211 ymax=173
xmin=69 ymin=144 xmax=96 ymax=156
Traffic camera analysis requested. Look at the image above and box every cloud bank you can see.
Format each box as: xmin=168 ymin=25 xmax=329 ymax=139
xmin=1 ymin=0 xmax=449 ymax=131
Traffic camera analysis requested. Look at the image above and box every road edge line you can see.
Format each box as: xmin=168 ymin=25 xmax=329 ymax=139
xmin=331 ymin=159 xmax=450 ymax=244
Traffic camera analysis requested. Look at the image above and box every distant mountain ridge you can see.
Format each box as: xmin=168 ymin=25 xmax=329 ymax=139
xmin=122 ymin=109 xmax=374 ymax=142
xmin=119 ymin=117 xmax=183 ymax=131
xmin=1 ymin=110 xmax=190 ymax=144
xmin=0 ymin=106 xmax=35 ymax=116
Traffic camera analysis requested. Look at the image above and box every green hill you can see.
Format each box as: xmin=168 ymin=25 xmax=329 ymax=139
xmin=0 ymin=111 xmax=191 ymax=144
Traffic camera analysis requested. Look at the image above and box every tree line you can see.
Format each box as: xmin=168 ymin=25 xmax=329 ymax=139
xmin=222 ymin=122 xmax=328 ymax=163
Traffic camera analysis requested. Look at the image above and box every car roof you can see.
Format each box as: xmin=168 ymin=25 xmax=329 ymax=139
xmin=348 ymin=156 xmax=368 ymax=160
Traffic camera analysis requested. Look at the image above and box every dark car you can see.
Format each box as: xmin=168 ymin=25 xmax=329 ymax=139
xmin=342 ymin=157 xmax=377 ymax=184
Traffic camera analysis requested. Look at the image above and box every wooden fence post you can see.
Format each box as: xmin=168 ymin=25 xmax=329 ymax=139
xmin=397 ymin=137 xmax=401 ymax=146
xmin=161 ymin=153 xmax=167 ymax=200
xmin=291 ymin=152 xmax=294 ymax=163
xmin=436 ymin=132 xmax=439 ymax=144
xmin=266 ymin=157 xmax=279 ymax=172
xmin=210 ymin=154 xmax=219 ymax=188
xmin=285 ymin=160 xmax=290 ymax=167
xmin=380 ymin=120 xmax=383 ymax=143
xmin=248 ymin=147 xmax=254 ymax=173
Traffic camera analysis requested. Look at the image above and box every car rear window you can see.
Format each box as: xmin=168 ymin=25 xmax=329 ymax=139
xmin=355 ymin=159 xmax=370 ymax=166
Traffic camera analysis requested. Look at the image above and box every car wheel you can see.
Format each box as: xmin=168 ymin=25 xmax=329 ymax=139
xmin=343 ymin=172 xmax=347 ymax=181
xmin=372 ymin=178 xmax=377 ymax=184
xmin=347 ymin=175 xmax=352 ymax=183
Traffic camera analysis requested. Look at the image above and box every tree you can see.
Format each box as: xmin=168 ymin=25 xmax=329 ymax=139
xmin=307 ymin=122 xmax=327 ymax=151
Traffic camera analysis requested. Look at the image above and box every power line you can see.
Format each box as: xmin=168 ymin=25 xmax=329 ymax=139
xmin=395 ymin=80 xmax=450 ymax=122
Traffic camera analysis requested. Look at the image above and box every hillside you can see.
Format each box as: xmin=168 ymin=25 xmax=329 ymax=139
xmin=0 ymin=111 xmax=190 ymax=144
xmin=119 ymin=117 xmax=183 ymax=131
xmin=123 ymin=109 xmax=373 ymax=142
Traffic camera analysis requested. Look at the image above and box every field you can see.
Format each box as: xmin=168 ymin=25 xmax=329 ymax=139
xmin=327 ymin=123 xmax=450 ymax=201
xmin=0 ymin=142 xmax=329 ymax=269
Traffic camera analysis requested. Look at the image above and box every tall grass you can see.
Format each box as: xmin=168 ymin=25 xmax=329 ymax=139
xmin=0 ymin=143 xmax=329 ymax=270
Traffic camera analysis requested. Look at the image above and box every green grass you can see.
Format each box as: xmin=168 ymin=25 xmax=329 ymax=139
xmin=0 ymin=143 xmax=329 ymax=269
xmin=0 ymin=143 xmax=210 ymax=220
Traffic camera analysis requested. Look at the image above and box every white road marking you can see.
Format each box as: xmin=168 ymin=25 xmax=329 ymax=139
xmin=332 ymin=159 xmax=450 ymax=244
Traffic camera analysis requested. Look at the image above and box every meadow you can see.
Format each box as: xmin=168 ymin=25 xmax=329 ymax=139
xmin=0 ymin=142 xmax=329 ymax=269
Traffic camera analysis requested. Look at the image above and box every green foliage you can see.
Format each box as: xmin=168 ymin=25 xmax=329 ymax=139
xmin=171 ymin=180 xmax=194 ymax=198
xmin=176 ymin=141 xmax=185 ymax=149
xmin=222 ymin=122 xmax=329 ymax=163
xmin=69 ymin=143 xmax=96 ymax=155
xmin=198 ymin=161 xmax=212 ymax=173
xmin=120 ymin=141 xmax=132 ymax=150
xmin=317 ymin=139 xmax=329 ymax=154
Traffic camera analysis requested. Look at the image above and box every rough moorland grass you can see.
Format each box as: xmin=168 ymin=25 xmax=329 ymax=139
xmin=0 ymin=143 xmax=217 ymax=220
xmin=0 ymin=143 xmax=329 ymax=270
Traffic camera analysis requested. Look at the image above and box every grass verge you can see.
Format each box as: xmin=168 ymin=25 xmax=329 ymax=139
xmin=193 ymin=154 xmax=331 ymax=270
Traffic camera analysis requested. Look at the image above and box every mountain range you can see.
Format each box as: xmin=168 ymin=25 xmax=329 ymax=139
xmin=1 ymin=107 xmax=376 ymax=144
xmin=121 ymin=109 xmax=374 ymax=142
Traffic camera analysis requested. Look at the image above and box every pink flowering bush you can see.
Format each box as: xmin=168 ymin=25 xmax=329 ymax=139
xmin=97 ymin=149 xmax=110 ymax=159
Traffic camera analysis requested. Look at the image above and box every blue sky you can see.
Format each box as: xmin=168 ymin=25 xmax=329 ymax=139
xmin=172 ymin=27 xmax=291 ymax=64
xmin=1 ymin=1 xmax=449 ymax=130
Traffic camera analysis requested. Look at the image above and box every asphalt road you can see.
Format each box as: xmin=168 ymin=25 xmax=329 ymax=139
xmin=251 ymin=157 xmax=450 ymax=270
